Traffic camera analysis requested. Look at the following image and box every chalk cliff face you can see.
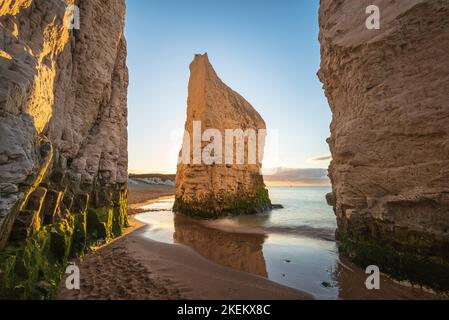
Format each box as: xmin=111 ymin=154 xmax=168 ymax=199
xmin=0 ymin=0 xmax=128 ymax=247
xmin=318 ymin=0 xmax=449 ymax=290
xmin=0 ymin=0 xmax=128 ymax=298
xmin=174 ymin=54 xmax=271 ymax=218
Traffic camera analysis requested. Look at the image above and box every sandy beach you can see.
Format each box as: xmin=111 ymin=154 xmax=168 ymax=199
xmin=58 ymin=183 xmax=443 ymax=300
xmin=127 ymin=182 xmax=176 ymax=214
xmin=58 ymin=183 xmax=312 ymax=300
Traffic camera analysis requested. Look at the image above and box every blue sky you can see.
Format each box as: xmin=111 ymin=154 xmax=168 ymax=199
xmin=125 ymin=0 xmax=331 ymax=174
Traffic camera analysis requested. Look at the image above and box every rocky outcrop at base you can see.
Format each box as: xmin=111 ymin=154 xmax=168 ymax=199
xmin=318 ymin=0 xmax=449 ymax=291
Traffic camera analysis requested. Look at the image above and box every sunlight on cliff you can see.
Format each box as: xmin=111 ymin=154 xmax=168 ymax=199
xmin=0 ymin=50 xmax=12 ymax=60
xmin=0 ymin=0 xmax=33 ymax=17
xmin=27 ymin=20 xmax=70 ymax=133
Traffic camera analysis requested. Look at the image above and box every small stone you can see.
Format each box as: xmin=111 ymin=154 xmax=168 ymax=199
xmin=325 ymin=192 xmax=336 ymax=207
xmin=36 ymin=281 xmax=53 ymax=294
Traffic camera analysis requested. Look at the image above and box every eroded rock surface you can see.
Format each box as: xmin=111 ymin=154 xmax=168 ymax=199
xmin=0 ymin=0 xmax=128 ymax=248
xmin=319 ymin=0 xmax=449 ymax=290
xmin=174 ymin=54 xmax=271 ymax=218
xmin=0 ymin=0 xmax=129 ymax=299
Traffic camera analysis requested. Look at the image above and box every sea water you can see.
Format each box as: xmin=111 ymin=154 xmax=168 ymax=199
xmin=137 ymin=186 xmax=340 ymax=299
xmin=136 ymin=187 xmax=434 ymax=300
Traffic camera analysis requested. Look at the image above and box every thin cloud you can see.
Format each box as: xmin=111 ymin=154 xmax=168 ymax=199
xmin=309 ymin=154 xmax=332 ymax=162
xmin=264 ymin=168 xmax=330 ymax=186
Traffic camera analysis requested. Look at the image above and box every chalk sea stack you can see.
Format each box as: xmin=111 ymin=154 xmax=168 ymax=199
xmin=319 ymin=0 xmax=449 ymax=290
xmin=0 ymin=0 xmax=128 ymax=298
xmin=174 ymin=54 xmax=271 ymax=218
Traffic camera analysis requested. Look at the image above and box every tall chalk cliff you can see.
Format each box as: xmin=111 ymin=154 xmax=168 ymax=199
xmin=318 ymin=0 xmax=449 ymax=290
xmin=174 ymin=54 xmax=271 ymax=218
xmin=0 ymin=0 xmax=128 ymax=298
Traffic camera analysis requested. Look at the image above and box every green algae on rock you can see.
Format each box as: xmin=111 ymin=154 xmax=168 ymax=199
xmin=174 ymin=183 xmax=271 ymax=219
xmin=0 ymin=199 xmax=128 ymax=300
xmin=336 ymin=217 xmax=449 ymax=292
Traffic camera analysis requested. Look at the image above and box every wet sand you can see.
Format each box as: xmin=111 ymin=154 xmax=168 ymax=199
xmin=136 ymin=206 xmax=441 ymax=300
xmin=334 ymin=257 xmax=443 ymax=300
xmin=127 ymin=182 xmax=175 ymax=214
xmin=59 ymin=218 xmax=183 ymax=300
xmin=59 ymin=184 xmax=311 ymax=300
xmin=58 ymin=217 xmax=312 ymax=300
xmin=58 ymin=185 xmax=443 ymax=300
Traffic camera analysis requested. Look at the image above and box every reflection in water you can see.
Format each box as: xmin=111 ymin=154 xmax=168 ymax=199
xmin=136 ymin=191 xmax=439 ymax=299
xmin=173 ymin=214 xmax=268 ymax=277
xmin=137 ymin=206 xmax=339 ymax=298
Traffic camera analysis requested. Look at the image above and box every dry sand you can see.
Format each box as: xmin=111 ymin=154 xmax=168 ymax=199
xmin=127 ymin=183 xmax=175 ymax=214
xmin=58 ymin=184 xmax=312 ymax=300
